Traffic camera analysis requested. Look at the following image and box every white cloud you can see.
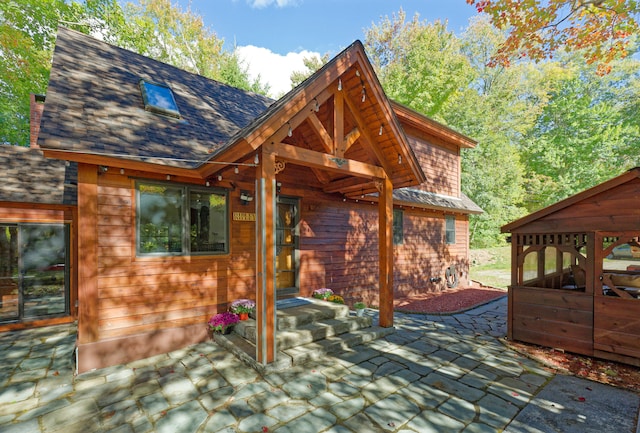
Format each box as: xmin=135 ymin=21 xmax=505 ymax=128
xmin=237 ymin=45 xmax=321 ymax=98
xmin=248 ymin=0 xmax=299 ymax=8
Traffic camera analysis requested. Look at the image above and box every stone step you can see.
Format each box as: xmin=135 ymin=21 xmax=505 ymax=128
xmin=281 ymin=326 xmax=396 ymax=367
xmin=214 ymin=325 xmax=395 ymax=375
xmin=234 ymin=315 xmax=373 ymax=350
xmin=275 ymin=299 xmax=350 ymax=330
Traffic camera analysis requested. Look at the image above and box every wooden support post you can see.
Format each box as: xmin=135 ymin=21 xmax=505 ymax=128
xmin=255 ymin=146 xmax=277 ymax=364
xmin=379 ymin=175 xmax=394 ymax=328
xmin=77 ymin=163 xmax=98 ymax=344
xmin=508 ymin=237 xmax=520 ymax=341
xmin=333 ymin=91 xmax=344 ymax=157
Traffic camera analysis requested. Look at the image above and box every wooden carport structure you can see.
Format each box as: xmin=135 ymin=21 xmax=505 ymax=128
xmin=198 ymin=41 xmax=425 ymax=365
xmin=502 ymin=168 xmax=640 ymax=367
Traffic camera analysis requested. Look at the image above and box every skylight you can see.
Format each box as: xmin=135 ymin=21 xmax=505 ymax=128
xmin=139 ymin=80 xmax=181 ymax=118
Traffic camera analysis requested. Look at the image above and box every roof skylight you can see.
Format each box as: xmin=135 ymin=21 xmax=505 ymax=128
xmin=139 ymin=80 xmax=181 ymax=118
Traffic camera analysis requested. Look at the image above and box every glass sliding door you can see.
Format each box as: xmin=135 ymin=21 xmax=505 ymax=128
xmin=275 ymin=198 xmax=299 ymax=299
xmin=0 ymin=225 xmax=19 ymax=321
xmin=0 ymin=224 xmax=69 ymax=323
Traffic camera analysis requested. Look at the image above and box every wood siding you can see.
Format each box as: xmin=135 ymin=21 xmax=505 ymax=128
xmin=403 ymin=127 xmax=460 ymax=198
xmin=296 ymin=190 xmax=470 ymax=306
xmin=594 ymin=297 xmax=640 ymax=366
xmin=510 ymin=286 xmax=594 ymax=356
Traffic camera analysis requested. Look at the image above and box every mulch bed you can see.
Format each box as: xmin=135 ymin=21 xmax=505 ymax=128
xmin=393 ymin=286 xmax=507 ymax=315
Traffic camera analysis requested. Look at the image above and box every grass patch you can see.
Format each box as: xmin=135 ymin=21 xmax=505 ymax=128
xmin=469 ymin=246 xmax=511 ymax=289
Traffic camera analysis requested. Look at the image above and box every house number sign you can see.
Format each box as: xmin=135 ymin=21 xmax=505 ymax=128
xmin=233 ymin=212 xmax=256 ymax=222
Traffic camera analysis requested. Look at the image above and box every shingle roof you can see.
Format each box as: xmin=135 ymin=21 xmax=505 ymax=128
xmin=38 ymin=27 xmax=273 ymax=169
xmin=393 ymin=188 xmax=483 ymax=214
xmin=0 ymin=145 xmax=77 ymax=205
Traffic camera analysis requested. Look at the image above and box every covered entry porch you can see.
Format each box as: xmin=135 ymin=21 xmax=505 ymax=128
xmin=203 ymin=42 xmax=426 ymax=366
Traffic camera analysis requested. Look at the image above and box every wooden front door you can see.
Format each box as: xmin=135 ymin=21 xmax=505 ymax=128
xmin=275 ymin=197 xmax=299 ymax=299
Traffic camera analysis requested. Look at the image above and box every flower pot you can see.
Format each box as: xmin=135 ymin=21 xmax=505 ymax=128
xmin=356 ymin=308 xmax=365 ymax=317
xmin=238 ymin=312 xmax=249 ymax=321
xmin=222 ymin=325 xmax=234 ymax=335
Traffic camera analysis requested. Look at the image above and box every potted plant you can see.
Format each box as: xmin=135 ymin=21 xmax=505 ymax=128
xmin=229 ymin=299 xmax=256 ymax=320
xmin=312 ymin=288 xmax=333 ymax=301
xmin=207 ymin=312 xmax=239 ymax=335
xmin=327 ymin=294 xmax=345 ymax=304
xmin=354 ymin=301 xmax=366 ymax=317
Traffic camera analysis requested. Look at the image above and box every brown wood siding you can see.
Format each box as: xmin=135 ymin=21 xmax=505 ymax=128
xmin=295 ymin=189 xmax=470 ymax=306
xmin=394 ymin=209 xmax=469 ymax=296
xmin=510 ymin=286 xmax=593 ymax=356
xmin=594 ymin=297 xmax=640 ymax=364
xmin=403 ymin=128 xmax=460 ymax=198
xmin=93 ymin=171 xmax=254 ymax=341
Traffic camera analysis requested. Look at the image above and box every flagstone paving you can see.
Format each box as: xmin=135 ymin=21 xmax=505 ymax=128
xmin=0 ymin=299 xmax=634 ymax=432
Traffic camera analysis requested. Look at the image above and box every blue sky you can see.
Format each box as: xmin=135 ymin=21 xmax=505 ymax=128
xmin=173 ymin=0 xmax=479 ymax=96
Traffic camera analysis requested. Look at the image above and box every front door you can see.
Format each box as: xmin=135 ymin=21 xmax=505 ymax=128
xmin=275 ymin=197 xmax=299 ymax=299
xmin=0 ymin=224 xmax=70 ymax=322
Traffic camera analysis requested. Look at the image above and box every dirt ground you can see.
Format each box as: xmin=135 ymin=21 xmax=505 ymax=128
xmin=507 ymin=340 xmax=640 ymax=393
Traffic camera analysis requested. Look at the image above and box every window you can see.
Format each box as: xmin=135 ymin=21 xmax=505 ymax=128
xmin=445 ymin=215 xmax=456 ymax=244
xmin=136 ymin=182 xmax=227 ymax=256
xmin=139 ymin=80 xmax=180 ymax=118
xmin=393 ymin=209 xmax=403 ymax=245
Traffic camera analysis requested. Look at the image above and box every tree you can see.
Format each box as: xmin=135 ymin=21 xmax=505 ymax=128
xmin=366 ymin=13 xmax=533 ymax=247
xmin=0 ymin=0 xmax=268 ymax=146
xmin=0 ymin=0 xmax=88 ymax=146
xmin=365 ymin=10 xmax=474 ymax=120
xmin=290 ymin=53 xmax=329 ymax=88
xmin=466 ymin=0 xmax=640 ymax=75
xmin=520 ymin=51 xmax=640 ymax=208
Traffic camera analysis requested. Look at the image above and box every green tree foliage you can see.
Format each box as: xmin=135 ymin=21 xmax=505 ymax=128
xmin=0 ymin=0 xmax=268 ymax=146
xmin=366 ymin=13 xmax=531 ymax=247
xmin=0 ymin=0 xmax=86 ymax=146
xmin=365 ymin=10 xmax=473 ymax=120
xmin=466 ymin=0 xmax=640 ymax=75
xmin=365 ymin=10 xmax=640 ymax=247
xmin=521 ymin=53 xmax=640 ymax=209
xmin=290 ymin=53 xmax=329 ymax=88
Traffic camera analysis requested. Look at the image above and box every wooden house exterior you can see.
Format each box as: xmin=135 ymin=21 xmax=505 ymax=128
xmin=0 ymin=146 xmax=77 ymax=329
xmin=1 ymin=27 xmax=480 ymax=373
xmin=502 ymin=168 xmax=640 ymax=367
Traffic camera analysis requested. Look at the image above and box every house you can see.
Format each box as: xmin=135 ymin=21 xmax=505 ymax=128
xmin=502 ymin=168 xmax=640 ymax=367
xmin=0 ymin=27 xmax=480 ymax=372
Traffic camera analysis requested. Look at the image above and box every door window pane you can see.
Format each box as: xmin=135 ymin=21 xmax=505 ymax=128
xmin=276 ymin=199 xmax=298 ymax=292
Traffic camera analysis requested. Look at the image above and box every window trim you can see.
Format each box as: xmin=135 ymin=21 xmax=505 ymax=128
xmin=135 ymin=180 xmax=229 ymax=257
xmin=139 ymin=79 xmax=181 ymax=118
xmin=393 ymin=208 xmax=404 ymax=245
xmin=445 ymin=214 xmax=456 ymax=245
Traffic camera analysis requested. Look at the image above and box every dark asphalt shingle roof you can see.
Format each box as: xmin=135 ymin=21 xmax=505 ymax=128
xmin=393 ymin=188 xmax=483 ymax=214
xmin=0 ymin=145 xmax=77 ymax=205
xmin=38 ymin=27 xmax=273 ymax=169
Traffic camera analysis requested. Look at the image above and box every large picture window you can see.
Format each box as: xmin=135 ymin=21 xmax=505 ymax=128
xmin=136 ymin=182 xmax=228 ymax=256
